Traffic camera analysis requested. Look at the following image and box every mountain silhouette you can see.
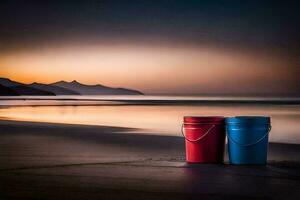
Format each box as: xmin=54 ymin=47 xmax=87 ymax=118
xmin=10 ymin=85 xmax=55 ymax=96
xmin=51 ymin=80 xmax=143 ymax=95
xmin=0 ymin=78 xmax=22 ymax=87
xmin=29 ymin=83 xmax=80 ymax=95
xmin=0 ymin=84 xmax=19 ymax=96
xmin=0 ymin=78 xmax=55 ymax=96
xmin=0 ymin=77 xmax=143 ymax=96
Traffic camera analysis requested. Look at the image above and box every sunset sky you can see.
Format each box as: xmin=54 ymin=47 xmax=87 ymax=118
xmin=0 ymin=0 xmax=299 ymax=95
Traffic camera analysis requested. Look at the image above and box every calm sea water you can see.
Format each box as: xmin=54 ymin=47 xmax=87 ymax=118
xmin=0 ymin=95 xmax=299 ymax=144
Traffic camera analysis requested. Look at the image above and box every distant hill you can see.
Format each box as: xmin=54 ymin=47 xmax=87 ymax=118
xmin=10 ymin=86 xmax=55 ymax=96
xmin=0 ymin=77 xmax=143 ymax=96
xmin=0 ymin=78 xmax=22 ymax=87
xmin=0 ymin=78 xmax=55 ymax=96
xmin=51 ymin=80 xmax=143 ymax=95
xmin=0 ymin=84 xmax=19 ymax=96
xmin=29 ymin=83 xmax=80 ymax=95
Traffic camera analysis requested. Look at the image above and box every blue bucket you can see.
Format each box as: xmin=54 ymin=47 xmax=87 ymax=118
xmin=226 ymin=116 xmax=271 ymax=165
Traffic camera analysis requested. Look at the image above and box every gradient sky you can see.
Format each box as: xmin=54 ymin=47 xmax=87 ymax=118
xmin=0 ymin=0 xmax=299 ymax=95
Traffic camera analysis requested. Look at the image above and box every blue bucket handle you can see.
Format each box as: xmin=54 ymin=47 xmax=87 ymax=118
xmin=181 ymin=124 xmax=216 ymax=142
xmin=227 ymin=126 xmax=272 ymax=147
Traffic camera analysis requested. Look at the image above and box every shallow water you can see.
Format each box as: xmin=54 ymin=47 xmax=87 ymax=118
xmin=0 ymin=96 xmax=299 ymax=144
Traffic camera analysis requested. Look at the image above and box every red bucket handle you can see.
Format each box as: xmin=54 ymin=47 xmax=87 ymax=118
xmin=181 ymin=124 xmax=216 ymax=142
xmin=227 ymin=126 xmax=272 ymax=147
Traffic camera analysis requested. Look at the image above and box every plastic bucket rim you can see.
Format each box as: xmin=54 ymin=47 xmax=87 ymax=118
xmin=226 ymin=116 xmax=270 ymax=125
xmin=184 ymin=116 xmax=225 ymax=124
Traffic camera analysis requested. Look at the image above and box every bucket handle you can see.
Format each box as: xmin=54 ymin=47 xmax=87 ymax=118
xmin=181 ymin=124 xmax=216 ymax=142
xmin=227 ymin=126 xmax=272 ymax=147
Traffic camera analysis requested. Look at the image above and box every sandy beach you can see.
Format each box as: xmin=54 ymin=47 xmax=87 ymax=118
xmin=0 ymin=119 xmax=299 ymax=200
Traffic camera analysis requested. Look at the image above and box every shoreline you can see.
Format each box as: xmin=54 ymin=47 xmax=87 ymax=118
xmin=1 ymin=96 xmax=300 ymax=105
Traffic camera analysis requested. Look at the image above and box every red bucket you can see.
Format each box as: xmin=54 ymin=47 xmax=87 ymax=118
xmin=182 ymin=116 xmax=226 ymax=163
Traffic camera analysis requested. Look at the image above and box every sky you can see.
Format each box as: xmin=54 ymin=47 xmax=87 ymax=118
xmin=0 ymin=0 xmax=299 ymax=95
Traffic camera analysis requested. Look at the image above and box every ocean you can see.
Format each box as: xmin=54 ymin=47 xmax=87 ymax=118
xmin=0 ymin=95 xmax=299 ymax=144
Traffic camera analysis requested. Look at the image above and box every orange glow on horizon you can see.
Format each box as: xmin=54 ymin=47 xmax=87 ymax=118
xmin=0 ymin=44 xmax=297 ymax=94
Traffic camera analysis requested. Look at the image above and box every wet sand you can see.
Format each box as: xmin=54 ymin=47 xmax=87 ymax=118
xmin=0 ymin=119 xmax=299 ymax=199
